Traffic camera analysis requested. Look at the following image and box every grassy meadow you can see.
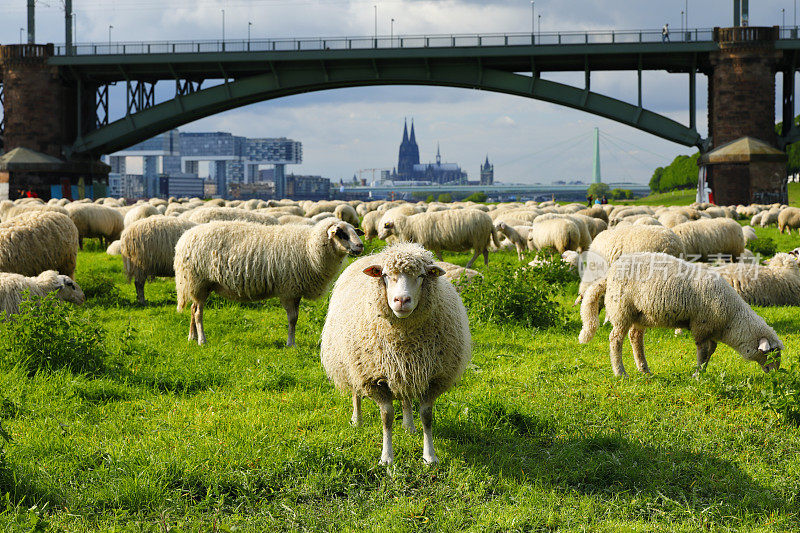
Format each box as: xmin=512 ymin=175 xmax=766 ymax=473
xmin=1 ymin=223 xmax=800 ymax=531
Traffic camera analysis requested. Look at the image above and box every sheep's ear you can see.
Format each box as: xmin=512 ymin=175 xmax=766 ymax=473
xmin=758 ymin=337 xmax=771 ymax=352
xmin=355 ymin=228 xmax=365 ymax=236
xmin=363 ymin=266 xmax=383 ymax=277
xmin=426 ymin=265 xmax=446 ymax=277
xmin=383 ymin=221 xmax=394 ymax=229
xmin=327 ymin=225 xmax=339 ymax=239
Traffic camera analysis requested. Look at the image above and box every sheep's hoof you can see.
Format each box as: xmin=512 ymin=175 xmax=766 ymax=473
xmin=423 ymin=455 xmax=439 ymax=465
xmin=350 ymin=417 xmax=362 ymax=427
xmin=380 ymin=457 xmax=394 ymax=466
xmin=404 ymin=424 xmax=417 ymax=434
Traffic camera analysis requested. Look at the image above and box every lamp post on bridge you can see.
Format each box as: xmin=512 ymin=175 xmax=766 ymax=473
xmin=374 ymin=5 xmax=377 ymax=47
xmin=108 ymin=25 xmax=113 ymax=49
xmin=538 ymin=14 xmax=541 ymax=40
xmin=248 ymin=21 xmax=252 ymax=49
xmin=783 ymin=8 xmax=786 ymax=29
xmin=18 ymin=27 xmax=23 ymax=44
xmin=530 ymin=1 xmax=534 ymax=42
xmin=221 ymin=9 xmax=225 ymax=50
xmin=681 ymin=10 xmax=684 ymax=39
xmin=390 ymin=18 xmax=395 ymax=47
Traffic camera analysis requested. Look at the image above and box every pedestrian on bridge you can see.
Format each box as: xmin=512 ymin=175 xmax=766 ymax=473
xmin=662 ymin=23 xmax=670 ymax=42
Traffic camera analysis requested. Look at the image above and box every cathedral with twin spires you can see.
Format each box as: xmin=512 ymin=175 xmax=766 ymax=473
xmin=391 ymin=119 xmax=492 ymax=185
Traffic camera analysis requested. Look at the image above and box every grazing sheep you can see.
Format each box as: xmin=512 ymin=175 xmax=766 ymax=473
xmin=0 ymin=211 xmax=79 ymax=278
xmin=714 ymin=254 xmax=800 ymax=306
xmin=175 ymin=218 xmax=364 ymax=346
xmin=334 ymin=204 xmax=360 ymax=227
xmin=121 ymin=216 xmax=198 ymax=304
xmin=760 ymin=208 xmax=781 ymax=228
xmin=0 ymin=270 xmax=85 ymax=317
xmin=277 ymin=214 xmax=315 ymax=226
xmin=311 ymin=212 xmax=336 ymax=222
xmin=526 ymin=218 xmax=583 ymax=254
xmin=106 ymin=240 xmax=122 ymax=255
xmin=378 ymin=209 xmax=499 ymax=268
xmin=186 ymin=207 xmax=279 ymax=226
xmin=742 ymin=225 xmax=757 ymax=244
xmin=361 ymin=210 xmax=383 ymax=241
xmin=321 ymin=243 xmax=471 ymax=464
xmin=124 ymin=204 xmax=159 ymax=228
xmin=658 ymin=212 xmax=689 ymax=228
xmin=671 ymin=218 xmax=745 ymax=261
xmin=579 ymin=252 xmax=783 ymax=377
xmin=0 ymin=203 xmax=68 ymax=222
xmin=778 ymin=207 xmax=800 ymax=234
xmin=577 ymin=225 xmax=685 ymax=301
xmin=576 ymin=206 xmax=609 ymax=223
xmin=64 ymin=203 xmax=124 ymax=248
xmin=534 ymin=214 xmax=592 ymax=250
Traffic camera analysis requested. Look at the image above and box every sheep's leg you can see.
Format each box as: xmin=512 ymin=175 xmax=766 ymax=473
xmin=134 ymin=280 xmax=146 ymax=305
xmin=609 ymin=324 xmax=628 ymax=377
xmin=692 ymin=339 xmax=717 ymax=378
xmin=420 ymin=398 xmax=438 ymax=464
xmin=78 ymin=237 xmax=83 ymax=250
xmin=194 ymin=302 xmax=206 ymax=345
xmin=435 ymin=250 xmax=444 ymax=261
xmin=351 ymin=393 xmax=362 ymax=427
xmin=517 ymin=245 xmax=524 ymax=262
xmin=628 ymin=326 xmax=651 ymax=374
xmin=281 ymin=296 xmax=302 ymax=347
xmin=483 ymin=248 xmax=489 ymax=266
xmin=377 ymin=399 xmax=395 ymax=465
xmin=188 ymin=302 xmax=198 ymax=341
xmin=402 ymin=398 xmax=416 ymax=434
xmin=465 ymin=249 xmax=481 ymax=269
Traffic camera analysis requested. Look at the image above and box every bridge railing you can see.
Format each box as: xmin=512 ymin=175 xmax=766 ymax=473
xmin=52 ymin=28 xmax=721 ymax=56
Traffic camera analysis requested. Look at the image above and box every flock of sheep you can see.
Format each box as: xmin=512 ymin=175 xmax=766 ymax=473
xmin=0 ymin=194 xmax=796 ymax=463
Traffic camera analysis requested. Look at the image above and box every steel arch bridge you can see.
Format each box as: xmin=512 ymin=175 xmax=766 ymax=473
xmin=38 ymin=27 xmax=800 ymax=156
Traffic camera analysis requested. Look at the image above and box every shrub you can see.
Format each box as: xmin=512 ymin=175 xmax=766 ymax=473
xmin=587 ymin=183 xmax=610 ymax=198
xmin=760 ymin=362 xmax=800 ymax=425
xmin=459 ymin=262 xmax=564 ymax=329
xmin=426 ymin=195 xmax=435 ymax=203
xmin=437 ymin=193 xmax=453 ymax=203
xmin=464 ymin=192 xmax=488 ymax=203
xmin=76 ymin=270 xmax=121 ymax=304
xmin=746 ymin=237 xmax=777 ymax=257
xmin=0 ymin=292 xmax=107 ymax=375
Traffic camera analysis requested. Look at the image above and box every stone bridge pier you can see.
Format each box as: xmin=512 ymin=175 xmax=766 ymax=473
xmin=0 ymin=44 xmax=107 ymax=200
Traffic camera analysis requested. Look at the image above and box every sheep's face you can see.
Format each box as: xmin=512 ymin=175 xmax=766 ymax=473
xmin=378 ymin=221 xmax=396 ymax=240
xmin=56 ymin=276 xmax=85 ymax=305
xmin=327 ymin=222 xmax=364 ymax=256
xmin=364 ymin=263 xmax=445 ymax=318
xmin=750 ymin=337 xmax=782 ymax=372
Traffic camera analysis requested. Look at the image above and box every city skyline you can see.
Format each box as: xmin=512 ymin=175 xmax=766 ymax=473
xmin=2 ymin=0 xmax=798 ymax=184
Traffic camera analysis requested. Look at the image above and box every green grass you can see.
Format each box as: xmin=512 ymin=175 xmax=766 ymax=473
xmin=625 ymin=182 xmax=800 ymax=207
xmin=2 ymin=231 xmax=800 ymax=531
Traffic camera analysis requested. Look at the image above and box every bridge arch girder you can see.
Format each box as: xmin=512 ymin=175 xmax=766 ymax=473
xmin=71 ymin=62 xmax=702 ymax=156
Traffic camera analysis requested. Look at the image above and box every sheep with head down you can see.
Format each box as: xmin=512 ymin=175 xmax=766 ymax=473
xmin=0 ymin=270 xmax=84 ymax=317
xmin=321 ymin=242 xmax=471 ymax=465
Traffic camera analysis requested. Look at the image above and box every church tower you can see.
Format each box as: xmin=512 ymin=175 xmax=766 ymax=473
xmin=480 ymin=155 xmax=494 ymax=185
xmin=397 ymin=119 xmax=420 ymax=179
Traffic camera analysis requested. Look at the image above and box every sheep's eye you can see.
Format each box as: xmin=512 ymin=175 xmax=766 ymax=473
xmin=335 ymin=228 xmax=348 ymax=240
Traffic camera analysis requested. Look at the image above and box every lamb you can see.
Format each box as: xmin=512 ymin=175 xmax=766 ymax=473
xmin=174 ymin=218 xmax=364 ymax=346
xmin=321 ymin=243 xmax=471 ymax=464
xmin=185 ymin=207 xmax=279 ymax=226
xmin=495 ymin=222 xmax=530 ymax=260
xmin=64 ymin=203 xmax=124 ymax=248
xmin=671 ymin=218 xmax=745 ymax=261
xmin=778 ymin=207 xmax=800 ymax=234
xmin=579 ymin=252 xmax=783 ymax=377
xmin=0 ymin=270 xmax=84 ymax=317
xmin=434 ymin=261 xmax=483 ymax=290
xmin=378 ymin=209 xmax=499 ymax=268
xmin=713 ymin=254 xmax=800 ymax=306
xmin=0 ymin=211 xmax=79 ymax=279
xmin=121 ymin=216 xmax=198 ymax=304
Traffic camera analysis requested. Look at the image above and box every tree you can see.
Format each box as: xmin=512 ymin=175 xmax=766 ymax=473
xmin=463 ymin=192 xmax=487 ymax=202
xmin=649 ymin=167 xmax=664 ymax=192
xmin=586 ymin=182 xmax=611 ymax=198
xmin=610 ymin=188 xmax=632 ymax=200
xmin=426 ymin=194 xmax=435 ymax=202
xmin=437 ymin=193 xmax=453 ymax=203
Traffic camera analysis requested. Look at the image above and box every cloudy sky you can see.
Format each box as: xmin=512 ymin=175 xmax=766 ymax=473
xmin=1 ymin=0 xmax=797 ymax=183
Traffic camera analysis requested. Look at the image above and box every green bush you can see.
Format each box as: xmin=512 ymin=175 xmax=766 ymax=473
xmin=0 ymin=292 xmax=107 ymax=375
xmin=437 ymin=193 xmax=453 ymax=203
xmin=76 ymin=270 xmax=121 ymax=304
xmin=426 ymin=195 xmax=435 ymax=203
xmin=464 ymin=192 xmax=487 ymax=203
xmin=650 ymin=153 xmax=700 ymax=192
xmin=760 ymin=362 xmax=800 ymax=424
xmin=459 ymin=262 xmax=564 ymax=329
xmin=746 ymin=237 xmax=777 ymax=258
xmin=610 ymin=188 xmax=632 ymax=200
xmin=586 ymin=182 xmax=610 ymax=198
